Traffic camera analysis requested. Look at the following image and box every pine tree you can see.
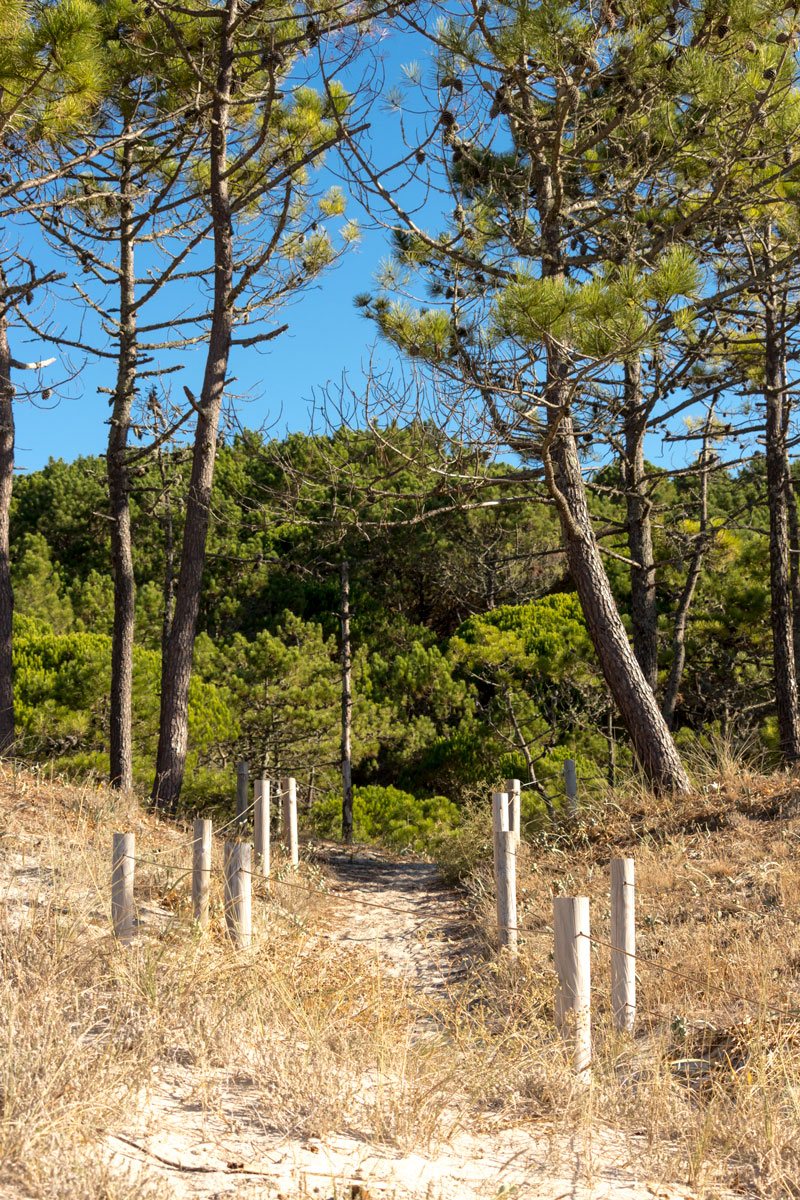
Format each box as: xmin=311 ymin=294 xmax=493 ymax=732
xmin=150 ymin=0 xmax=370 ymax=811
xmin=359 ymin=0 xmax=797 ymax=792
xmin=0 ymin=0 xmax=104 ymax=752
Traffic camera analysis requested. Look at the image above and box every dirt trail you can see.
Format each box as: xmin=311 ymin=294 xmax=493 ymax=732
xmin=317 ymin=849 xmax=473 ymax=992
xmin=0 ymin=808 xmax=715 ymax=1200
xmin=101 ymin=849 xmax=712 ymax=1200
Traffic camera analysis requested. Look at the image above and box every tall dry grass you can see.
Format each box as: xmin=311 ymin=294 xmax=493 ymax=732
xmin=1 ymin=757 xmax=800 ymax=1197
xmin=0 ymin=768 xmax=470 ymax=1196
xmin=433 ymin=741 xmax=800 ymax=1197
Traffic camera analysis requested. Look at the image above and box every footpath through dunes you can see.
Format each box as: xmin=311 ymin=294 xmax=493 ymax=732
xmin=0 ymin=770 xmax=733 ymax=1200
xmin=314 ymin=847 xmax=475 ymax=993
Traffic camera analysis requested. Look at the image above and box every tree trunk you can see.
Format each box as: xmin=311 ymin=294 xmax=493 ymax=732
xmin=536 ymin=178 xmax=689 ymax=795
xmin=787 ymin=465 xmax=800 ymax=677
xmin=606 ymin=703 xmax=616 ymax=788
xmin=152 ymin=4 xmax=236 ymax=809
xmin=340 ymin=559 xmax=354 ymax=843
xmin=156 ymin=440 xmax=176 ymax=664
xmin=622 ymin=358 xmax=659 ymax=693
xmin=764 ymin=271 xmax=800 ymax=762
xmin=107 ymin=141 xmax=136 ymax=790
xmin=546 ymin=409 xmax=691 ymax=793
xmin=662 ymin=432 xmax=712 ymax=729
xmin=0 ymin=309 xmax=15 ymax=753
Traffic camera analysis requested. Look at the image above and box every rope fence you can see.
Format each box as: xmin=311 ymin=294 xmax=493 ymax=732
xmin=105 ymin=763 xmax=800 ymax=1078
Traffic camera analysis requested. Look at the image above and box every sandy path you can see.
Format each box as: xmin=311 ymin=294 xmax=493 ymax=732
xmin=316 ymin=850 xmax=474 ymax=991
xmin=101 ymin=849 xmax=715 ymax=1200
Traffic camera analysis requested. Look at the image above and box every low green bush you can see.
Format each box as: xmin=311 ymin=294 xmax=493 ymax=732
xmin=311 ymin=784 xmax=460 ymax=851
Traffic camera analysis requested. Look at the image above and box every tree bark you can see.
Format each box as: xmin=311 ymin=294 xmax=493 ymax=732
xmin=0 ymin=307 xmax=15 ymax=753
xmin=764 ymin=266 xmax=800 ymax=762
xmin=153 ymin=420 xmax=176 ymax=665
xmin=106 ymin=140 xmax=136 ymax=790
xmin=547 ymin=417 xmax=690 ymax=792
xmin=662 ymin=427 xmax=713 ymax=729
xmin=787 ymin=465 xmax=800 ymax=678
xmin=622 ymin=358 xmax=659 ymax=693
xmin=152 ymin=3 xmax=236 ymax=809
xmin=340 ymin=559 xmax=354 ymax=843
xmin=536 ymin=177 xmax=690 ymax=794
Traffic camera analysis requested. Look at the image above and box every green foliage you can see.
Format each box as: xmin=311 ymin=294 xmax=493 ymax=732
xmin=311 ymin=785 xmax=460 ymax=851
xmin=13 ymin=614 xmax=235 ymax=781
xmin=12 ymin=533 xmax=74 ymax=634
xmin=6 ymin=427 xmax=789 ymax=826
xmin=0 ymin=0 xmax=104 ymax=137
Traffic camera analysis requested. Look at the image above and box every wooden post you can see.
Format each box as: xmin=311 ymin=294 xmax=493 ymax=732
xmin=610 ymin=858 xmax=636 ymax=1032
xmin=553 ymin=895 xmax=591 ymax=1078
xmin=563 ymin=758 xmax=578 ymax=818
xmin=492 ymin=788 xmax=508 ymax=848
xmin=280 ymin=775 xmax=292 ymax=843
xmin=281 ymin=776 xmax=299 ymax=866
xmin=111 ymin=832 xmax=135 ymax=942
xmin=192 ymin=818 xmax=212 ymax=928
xmin=253 ymin=776 xmax=270 ymax=878
xmin=236 ymin=759 xmax=249 ymax=827
xmin=340 ymin=560 xmax=354 ymax=844
xmin=492 ymin=792 xmax=517 ymax=952
xmin=497 ymin=829 xmax=518 ymax=953
xmin=504 ymin=777 xmax=521 ymax=846
xmin=223 ymin=841 xmax=252 ymax=949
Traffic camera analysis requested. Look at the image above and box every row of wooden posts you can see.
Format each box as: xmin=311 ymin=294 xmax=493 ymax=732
xmin=111 ymin=762 xmax=625 ymax=1077
xmin=111 ymin=770 xmax=301 ymax=949
xmin=494 ymin=778 xmax=635 ymax=1077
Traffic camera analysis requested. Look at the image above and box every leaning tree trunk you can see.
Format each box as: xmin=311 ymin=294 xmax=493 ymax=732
xmin=764 ymin=273 xmax=800 ymax=763
xmin=107 ymin=141 xmax=137 ymax=790
xmin=536 ymin=183 xmax=689 ymax=795
xmin=340 ymin=560 xmax=354 ymax=843
xmin=152 ymin=6 xmax=236 ymax=810
xmin=622 ymin=358 xmax=659 ymax=694
xmin=546 ymin=406 xmax=691 ymax=794
xmin=0 ymin=310 xmax=14 ymax=753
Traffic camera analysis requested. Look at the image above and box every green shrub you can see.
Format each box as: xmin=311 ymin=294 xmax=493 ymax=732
xmin=311 ymin=784 xmax=460 ymax=851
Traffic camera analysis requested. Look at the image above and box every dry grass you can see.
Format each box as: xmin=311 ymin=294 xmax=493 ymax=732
xmin=2 ymin=757 xmax=800 ymax=1197
xmin=0 ymin=767 xmax=466 ymax=1197
xmin=438 ymin=755 xmax=800 ymax=1197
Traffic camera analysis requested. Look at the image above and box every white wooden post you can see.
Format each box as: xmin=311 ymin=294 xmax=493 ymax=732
xmin=504 ymin=777 xmax=521 ymax=846
xmin=223 ymin=841 xmax=252 ymax=949
xmin=491 ymin=789 xmax=508 ymax=847
xmin=492 ymin=792 xmax=517 ymax=952
xmin=254 ymin=776 xmax=270 ymax=878
xmin=610 ymin=857 xmax=636 ymax=1032
xmin=281 ymin=776 xmax=299 ymax=866
xmin=563 ymin=758 xmax=578 ymax=817
xmin=497 ymin=829 xmax=518 ymax=953
xmin=553 ymin=895 xmax=591 ymax=1078
xmin=236 ymin=759 xmax=249 ymax=827
xmin=192 ymin=818 xmax=212 ymax=928
xmin=111 ymin=832 xmax=135 ymax=943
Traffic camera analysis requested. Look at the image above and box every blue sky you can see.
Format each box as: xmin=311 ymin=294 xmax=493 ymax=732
xmin=9 ymin=22 xmax=700 ymax=481
xmin=14 ymin=183 xmax=400 ymax=476
xmin=15 ymin=221 xmax=396 ymax=474
xmin=13 ymin=29 xmax=429 ymax=475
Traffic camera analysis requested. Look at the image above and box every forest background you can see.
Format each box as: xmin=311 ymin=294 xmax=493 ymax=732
xmin=4 ymin=0 xmax=800 ymax=847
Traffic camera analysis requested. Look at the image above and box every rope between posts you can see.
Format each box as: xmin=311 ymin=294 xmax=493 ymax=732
xmin=583 ymin=932 xmax=800 ymax=1023
xmin=130 ymin=850 xmax=797 ymax=1013
xmin=129 ymin=852 xmax=452 ymax=921
xmin=130 ymin=797 xmax=261 ymax=858
xmin=121 ymin=828 xmax=800 ymax=1025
